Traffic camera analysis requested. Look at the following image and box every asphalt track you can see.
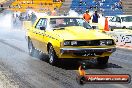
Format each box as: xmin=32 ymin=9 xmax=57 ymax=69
xmin=0 ymin=27 xmax=131 ymax=88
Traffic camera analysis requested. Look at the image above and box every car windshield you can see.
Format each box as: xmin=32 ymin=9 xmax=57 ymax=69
xmin=121 ymin=16 xmax=132 ymax=22
xmin=49 ymin=18 xmax=92 ymax=29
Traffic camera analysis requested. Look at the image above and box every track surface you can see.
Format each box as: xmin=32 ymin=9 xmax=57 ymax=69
xmin=0 ymin=27 xmax=131 ymax=88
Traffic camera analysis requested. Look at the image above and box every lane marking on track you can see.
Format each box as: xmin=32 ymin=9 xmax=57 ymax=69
xmin=3 ymin=38 xmax=25 ymax=43
xmin=0 ymin=39 xmax=26 ymax=53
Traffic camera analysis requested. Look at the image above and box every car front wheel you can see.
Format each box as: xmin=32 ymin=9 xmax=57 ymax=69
xmin=97 ymin=56 xmax=109 ymax=65
xmin=48 ymin=45 xmax=58 ymax=65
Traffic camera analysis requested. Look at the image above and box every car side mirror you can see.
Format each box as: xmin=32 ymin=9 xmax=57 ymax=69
xmin=40 ymin=27 xmax=46 ymax=31
xmin=92 ymin=26 xmax=96 ymax=29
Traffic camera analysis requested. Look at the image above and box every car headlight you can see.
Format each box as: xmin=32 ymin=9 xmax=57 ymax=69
xmin=100 ymin=40 xmax=106 ymax=46
xmin=64 ymin=41 xmax=71 ymax=46
xmin=71 ymin=41 xmax=77 ymax=45
xmin=63 ymin=41 xmax=78 ymax=46
xmin=106 ymin=40 xmax=113 ymax=45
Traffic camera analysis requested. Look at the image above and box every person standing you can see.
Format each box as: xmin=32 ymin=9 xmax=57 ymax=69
xmin=51 ymin=8 xmax=57 ymax=16
xmin=31 ymin=12 xmax=37 ymax=24
xmin=92 ymin=11 xmax=100 ymax=23
xmin=83 ymin=10 xmax=91 ymax=23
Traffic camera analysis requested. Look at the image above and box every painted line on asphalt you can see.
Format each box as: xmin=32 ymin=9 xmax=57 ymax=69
xmin=0 ymin=39 xmax=26 ymax=53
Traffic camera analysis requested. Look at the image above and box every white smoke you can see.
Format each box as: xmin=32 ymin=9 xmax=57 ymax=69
xmin=0 ymin=9 xmax=106 ymax=31
xmin=35 ymin=12 xmax=48 ymax=18
xmin=0 ymin=13 xmax=12 ymax=29
xmin=26 ymin=9 xmax=48 ymax=18
xmin=98 ymin=15 xmax=105 ymax=28
xmin=68 ymin=9 xmax=79 ymax=17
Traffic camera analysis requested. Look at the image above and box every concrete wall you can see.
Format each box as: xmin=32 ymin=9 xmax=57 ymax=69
xmin=106 ymin=30 xmax=132 ymax=47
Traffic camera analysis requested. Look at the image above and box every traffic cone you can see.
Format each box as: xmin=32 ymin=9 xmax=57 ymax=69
xmin=104 ymin=17 xmax=109 ymax=31
xmin=78 ymin=66 xmax=86 ymax=76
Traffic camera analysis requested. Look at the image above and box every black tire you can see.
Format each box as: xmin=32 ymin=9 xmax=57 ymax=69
xmin=28 ymin=39 xmax=49 ymax=60
xmin=39 ymin=52 xmax=49 ymax=61
xmin=109 ymin=26 xmax=113 ymax=31
xmin=122 ymin=26 xmax=126 ymax=29
xmin=97 ymin=56 xmax=109 ymax=65
xmin=28 ymin=39 xmax=41 ymax=58
xmin=48 ymin=45 xmax=58 ymax=65
xmin=76 ymin=76 xmax=86 ymax=85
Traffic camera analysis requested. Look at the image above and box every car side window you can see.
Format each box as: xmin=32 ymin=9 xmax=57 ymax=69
xmin=76 ymin=19 xmax=92 ymax=29
xmin=35 ymin=18 xmax=47 ymax=30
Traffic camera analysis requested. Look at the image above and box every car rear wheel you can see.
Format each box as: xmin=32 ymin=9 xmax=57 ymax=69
xmin=28 ymin=39 xmax=49 ymax=60
xmin=48 ymin=45 xmax=58 ymax=65
xmin=122 ymin=26 xmax=126 ymax=29
xmin=97 ymin=56 xmax=109 ymax=65
xmin=76 ymin=76 xmax=86 ymax=85
xmin=109 ymin=26 xmax=113 ymax=31
xmin=28 ymin=39 xmax=35 ymax=56
xmin=28 ymin=39 xmax=40 ymax=58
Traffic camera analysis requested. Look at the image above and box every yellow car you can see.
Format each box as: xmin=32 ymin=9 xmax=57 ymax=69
xmin=26 ymin=16 xmax=116 ymax=65
xmin=90 ymin=23 xmax=104 ymax=30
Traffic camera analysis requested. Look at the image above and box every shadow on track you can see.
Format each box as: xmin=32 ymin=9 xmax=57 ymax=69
xmin=31 ymin=52 xmax=122 ymax=70
xmin=40 ymin=58 xmax=122 ymax=70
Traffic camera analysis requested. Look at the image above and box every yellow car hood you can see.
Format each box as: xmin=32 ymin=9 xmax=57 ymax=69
xmin=49 ymin=26 xmax=112 ymax=40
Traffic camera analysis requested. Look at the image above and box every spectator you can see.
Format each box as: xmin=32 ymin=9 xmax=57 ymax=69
xmin=90 ymin=5 xmax=93 ymax=10
xmin=102 ymin=0 xmax=105 ymax=3
xmin=111 ymin=5 xmax=115 ymax=11
xmin=79 ymin=0 xmax=86 ymax=6
xmin=118 ymin=0 xmax=123 ymax=10
xmin=47 ymin=8 xmax=51 ymax=15
xmin=79 ymin=0 xmax=83 ymax=6
xmin=51 ymin=8 xmax=57 ymax=16
xmin=92 ymin=11 xmax=100 ymax=23
xmin=78 ymin=7 xmax=83 ymax=14
xmin=31 ymin=12 xmax=37 ymax=24
xmin=83 ymin=10 xmax=91 ymax=23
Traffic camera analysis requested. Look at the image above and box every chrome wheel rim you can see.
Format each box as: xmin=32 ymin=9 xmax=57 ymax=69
xmin=49 ymin=48 xmax=54 ymax=64
xmin=29 ymin=41 xmax=33 ymax=54
xmin=49 ymin=55 xmax=54 ymax=64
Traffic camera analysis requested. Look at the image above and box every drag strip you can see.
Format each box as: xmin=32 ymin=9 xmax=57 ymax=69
xmin=0 ymin=29 xmax=131 ymax=88
xmin=0 ymin=39 xmax=26 ymax=53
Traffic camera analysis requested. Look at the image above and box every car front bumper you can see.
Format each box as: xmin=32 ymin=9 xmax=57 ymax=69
xmin=59 ymin=47 xmax=116 ymax=58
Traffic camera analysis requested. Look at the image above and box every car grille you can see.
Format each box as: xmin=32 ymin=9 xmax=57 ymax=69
xmin=73 ymin=52 xmax=103 ymax=56
xmin=76 ymin=39 xmax=114 ymax=46
xmin=77 ymin=40 xmax=100 ymax=46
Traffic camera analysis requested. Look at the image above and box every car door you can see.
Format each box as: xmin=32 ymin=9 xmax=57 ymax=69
xmin=33 ymin=18 xmax=48 ymax=53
